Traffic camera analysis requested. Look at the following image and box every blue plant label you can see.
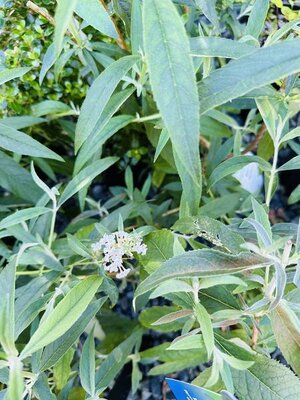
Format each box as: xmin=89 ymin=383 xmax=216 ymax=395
xmin=166 ymin=378 xmax=221 ymax=400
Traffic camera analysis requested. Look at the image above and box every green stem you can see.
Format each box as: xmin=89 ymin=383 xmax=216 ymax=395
xmin=266 ymin=142 xmax=279 ymax=207
xmin=16 ymin=269 xmax=51 ymax=276
xmin=132 ymin=113 xmax=161 ymax=123
xmin=265 ymin=265 xmax=270 ymax=286
xmin=192 ymin=278 xmax=200 ymax=304
xmin=48 ymin=198 xmax=57 ymax=249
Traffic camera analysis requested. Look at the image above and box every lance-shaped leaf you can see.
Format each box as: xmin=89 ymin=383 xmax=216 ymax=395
xmin=74 ymin=115 xmax=133 ymax=173
xmin=58 ymin=157 xmax=118 ymax=206
xmin=0 ymin=207 xmax=51 ymax=231
xmin=208 ymin=156 xmax=271 ymax=188
xmin=134 ymin=250 xmax=269 ymax=306
xmin=80 ymin=329 xmax=96 ymax=396
xmin=277 ymin=155 xmax=300 ymax=171
xmin=95 ymin=329 xmax=142 ymax=393
xmin=20 ymin=276 xmax=103 ymax=358
xmin=54 ymin=0 xmax=78 ymax=56
xmin=33 ymin=373 xmax=57 ymax=400
xmin=199 ymin=38 xmax=300 ymax=114
xmin=39 ymin=297 xmax=106 ymax=371
xmin=195 ymin=0 xmax=219 ymax=30
xmin=0 ymin=258 xmax=17 ymax=355
xmin=143 ymin=0 xmax=201 ymax=215
xmin=75 ymin=0 xmax=118 ymax=38
xmin=131 ymin=0 xmax=143 ymax=54
xmin=75 ymin=56 xmax=139 ymax=151
xmin=0 ymin=67 xmax=31 ymax=85
xmin=244 ymin=0 xmax=269 ymax=40
xmin=271 ymin=301 xmax=300 ymax=376
xmin=0 ymin=123 xmax=63 ymax=161
xmin=190 ymin=37 xmax=256 ymax=59
xmin=0 ymin=117 xmax=45 ymax=130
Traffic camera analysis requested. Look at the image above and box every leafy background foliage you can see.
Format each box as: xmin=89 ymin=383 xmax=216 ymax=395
xmin=0 ymin=0 xmax=300 ymax=399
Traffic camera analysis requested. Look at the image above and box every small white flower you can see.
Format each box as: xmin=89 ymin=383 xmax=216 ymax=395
xmin=92 ymin=230 xmax=147 ymax=279
xmin=116 ymin=267 xmax=131 ymax=279
xmin=91 ymin=242 xmax=102 ymax=252
xmin=132 ymin=242 xmax=147 ymax=255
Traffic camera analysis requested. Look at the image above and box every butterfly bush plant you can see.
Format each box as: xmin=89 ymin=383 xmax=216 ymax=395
xmin=0 ymin=0 xmax=300 ymax=399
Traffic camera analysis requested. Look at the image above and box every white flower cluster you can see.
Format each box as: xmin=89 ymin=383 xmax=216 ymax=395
xmin=92 ymin=231 xmax=147 ymax=279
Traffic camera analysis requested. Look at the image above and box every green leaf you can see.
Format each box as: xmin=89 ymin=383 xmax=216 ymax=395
xmin=149 ymin=347 xmax=207 ymax=375
xmin=194 ymin=302 xmax=214 ymax=358
xmin=153 ymin=309 xmax=192 ymax=328
xmin=140 ymin=306 xmax=191 ymax=332
xmin=131 ymin=0 xmax=143 ymax=54
xmin=15 ymin=294 xmax=51 ymax=340
xmin=54 ymin=48 xmax=75 ymax=81
xmin=33 ymin=373 xmax=56 ymax=400
xmin=0 ymin=116 xmax=45 ymax=129
xmin=31 ymin=162 xmax=56 ymax=202
xmin=271 ymin=301 xmax=300 ymax=376
xmin=195 ymin=0 xmax=219 ymax=30
xmin=257 ymin=132 xmax=274 ymax=161
xmin=173 ymin=149 xmax=201 ymax=217
xmin=232 ymin=356 xmax=300 ymax=399
xmin=0 ymin=207 xmax=50 ymax=231
xmin=0 ymin=258 xmax=17 ymax=355
xmin=256 ymin=98 xmax=286 ymax=142
xmin=143 ymin=0 xmax=201 ymax=215
xmin=67 ymin=234 xmax=91 ymax=258
xmin=134 ymin=250 xmax=269 ymax=307
xmin=21 ymin=276 xmax=103 ymax=357
xmin=0 ymin=67 xmax=31 ymax=85
xmin=277 ymin=155 xmax=300 ymax=171
xmin=244 ymin=0 xmax=269 ymax=39
xmin=190 ymin=37 xmax=256 ymax=59
xmin=0 ymin=123 xmax=63 ymax=161
xmin=198 ymin=39 xmax=300 ymax=114
xmin=0 ymin=151 xmax=43 ymax=203
xmin=288 ymin=184 xmax=300 ymax=205
xmin=200 ymin=287 xmax=240 ymax=314
xmin=53 ymin=348 xmax=74 ymax=391
xmin=193 ymin=216 xmax=245 ymax=254
xmin=74 ymin=115 xmax=133 ymax=173
xmin=280 ymin=127 xmax=300 ymax=144
xmin=208 ymin=156 xmax=271 ymax=188
xmin=80 ymin=329 xmax=96 ymax=396
xmin=168 ymin=334 xmax=204 ymax=351
xmin=75 ymin=87 xmax=134 ymax=173
xmin=198 ymin=193 xmax=248 ymax=219
xmin=251 ymin=197 xmax=272 ymax=247
xmin=140 ymin=229 xmax=175 ymax=274
xmin=266 ymin=18 xmax=300 ymax=45
xmin=39 ymin=297 xmax=106 ymax=371
xmin=131 ymin=360 xmax=142 ymax=395
xmin=58 ymin=157 xmax=117 ymax=206
xmin=95 ymin=329 xmax=142 ymax=393
xmin=32 ymin=100 xmax=72 ymax=117
xmin=154 ymin=128 xmax=169 ymax=162
xmin=214 ymin=334 xmax=255 ymax=362
xmin=54 ymin=0 xmax=78 ymax=56
xmin=39 ymin=42 xmax=57 ymax=85
xmin=75 ymin=0 xmax=118 ymax=38
xmin=149 ymin=279 xmax=193 ymax=299
xmin=75 ymin=56 xmax=139 ymax=151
